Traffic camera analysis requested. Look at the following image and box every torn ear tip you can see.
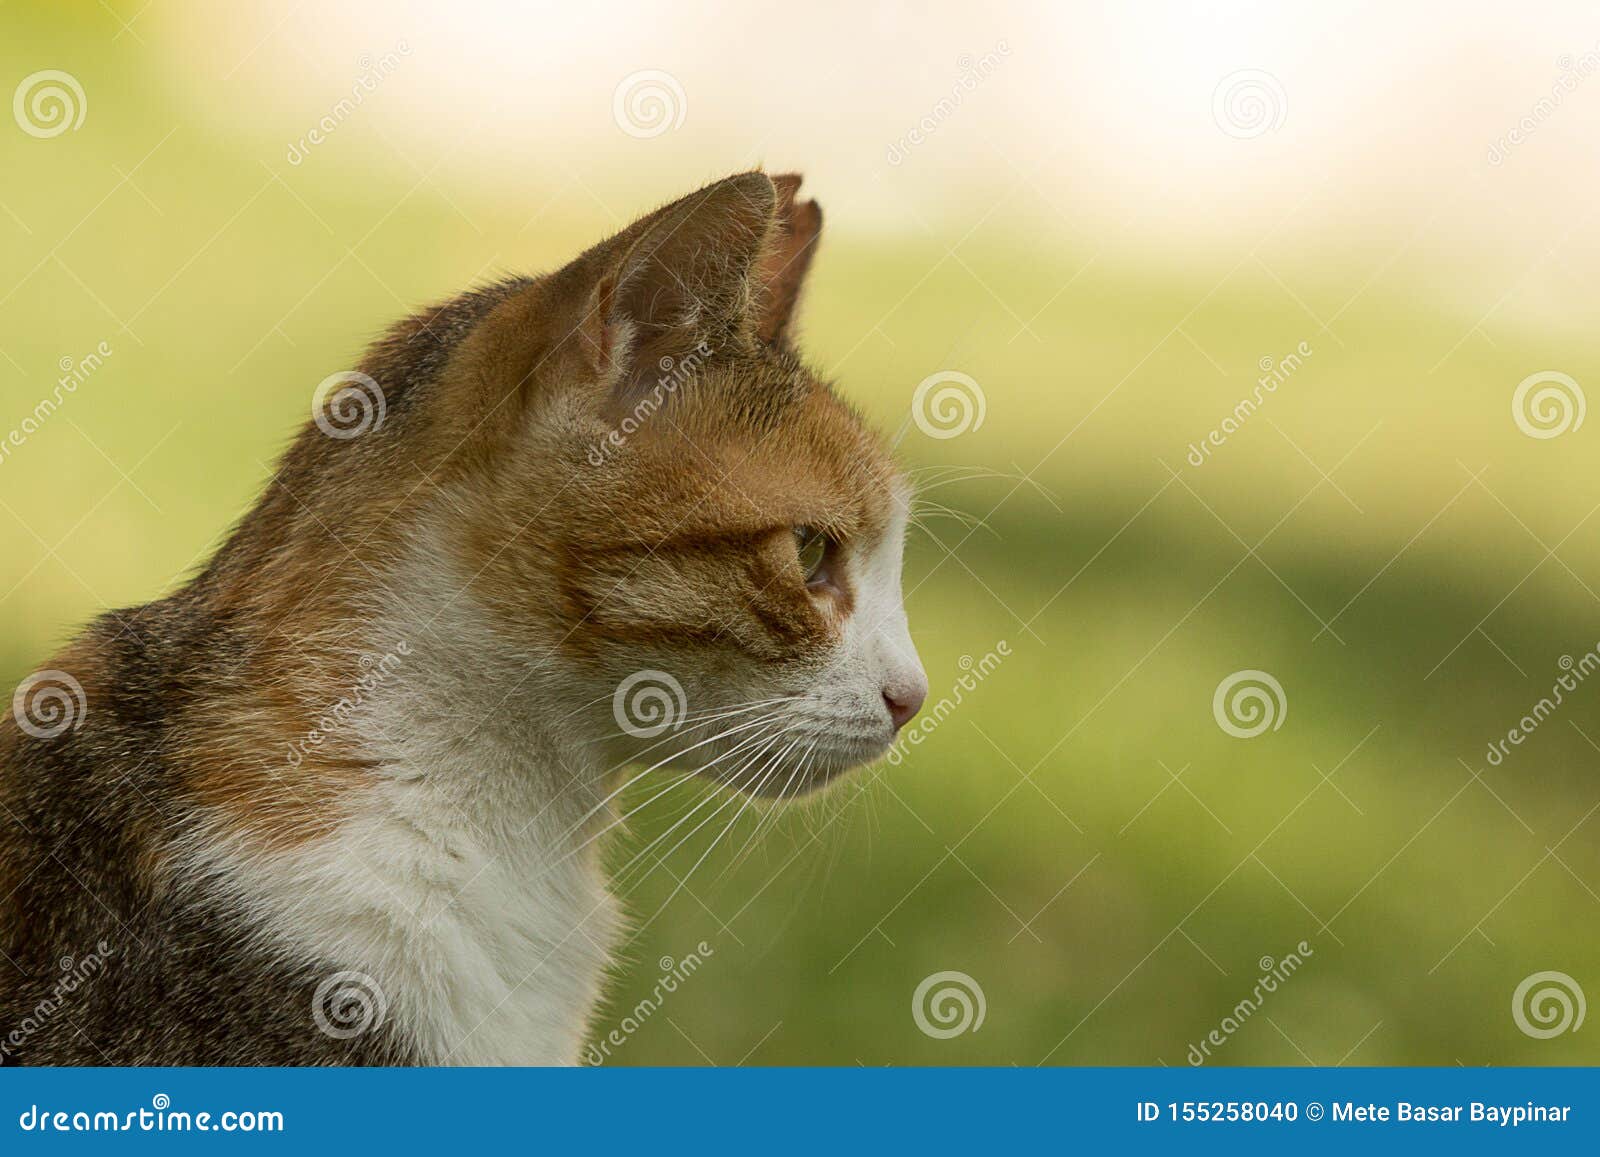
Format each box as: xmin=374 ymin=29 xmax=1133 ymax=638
xmin=769 ymin=174 xmax=820 ymax=227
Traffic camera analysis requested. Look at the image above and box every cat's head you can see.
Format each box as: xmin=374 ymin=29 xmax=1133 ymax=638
xmin=357 ymin=173 xmax=925 ymax=795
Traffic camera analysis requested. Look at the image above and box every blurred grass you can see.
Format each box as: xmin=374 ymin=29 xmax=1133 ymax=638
xmin=4 ymin=3 xmax=1599 ymax=1067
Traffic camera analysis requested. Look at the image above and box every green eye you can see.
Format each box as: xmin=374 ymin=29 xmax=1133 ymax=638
xmin=793 ymin=526 xmax=830 ymax=585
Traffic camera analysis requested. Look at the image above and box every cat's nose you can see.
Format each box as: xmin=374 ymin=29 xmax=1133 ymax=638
xmin=883 ymin=683 xmax=926 ymax=731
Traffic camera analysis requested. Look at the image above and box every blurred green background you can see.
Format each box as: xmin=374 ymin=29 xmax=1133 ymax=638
xmin=3 ymin=2 xmax=1598 ymax=1065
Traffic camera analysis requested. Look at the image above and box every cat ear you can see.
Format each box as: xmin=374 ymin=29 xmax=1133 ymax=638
xmin=581 ymin=172 xmax=777 ymax=409
xmin=755 ymin=173 xmax=823 ymax=345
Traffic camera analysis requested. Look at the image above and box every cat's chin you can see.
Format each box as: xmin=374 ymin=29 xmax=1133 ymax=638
xmin=714 ymin=732 xmax=895 ymax=798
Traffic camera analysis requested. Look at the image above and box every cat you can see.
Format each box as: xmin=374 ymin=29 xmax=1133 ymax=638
xmin=0 ymin=172 xmax=927 ymax=1065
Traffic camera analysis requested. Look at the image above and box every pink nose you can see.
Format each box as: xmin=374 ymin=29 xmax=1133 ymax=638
xmin=883 ymin=685 xmax=925 ymax=731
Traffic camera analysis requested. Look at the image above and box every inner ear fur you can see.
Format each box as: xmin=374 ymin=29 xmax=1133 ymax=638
xmin=589 ymin=173 xmax=775 ymax=405
xmin=575 ymin=171 xmax=825 ymax=415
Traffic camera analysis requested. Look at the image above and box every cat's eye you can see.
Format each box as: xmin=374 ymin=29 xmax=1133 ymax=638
xmin=793 ymin=526 xmax=832 ymax=586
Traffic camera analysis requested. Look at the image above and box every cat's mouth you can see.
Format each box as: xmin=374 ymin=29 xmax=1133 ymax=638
xmin=614 ymin=678 xmax=916 ymax=801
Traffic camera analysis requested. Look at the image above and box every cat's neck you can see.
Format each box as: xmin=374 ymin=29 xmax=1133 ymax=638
xmin=361 ymin=671 xmax=623 ymax=1064
xmin=188 ymin=539 xmax=626 ymax=1065
xmin=337 ymin=554 xmax=626 ymax=1063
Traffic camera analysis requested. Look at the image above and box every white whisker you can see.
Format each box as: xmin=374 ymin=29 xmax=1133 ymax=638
xmin=554 ymin=717 xmax=789 ymax=871
xmin=609 ymin=727 xmax=790 ymax=887
xmin=643 ymin=733 xmax=803 ymax=909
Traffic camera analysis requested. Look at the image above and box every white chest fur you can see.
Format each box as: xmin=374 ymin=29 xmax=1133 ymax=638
xmin=310 ymin=772 xmax=620 ymax=1065
xmin=188 ymin=720 xmax=622 ymax=1065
